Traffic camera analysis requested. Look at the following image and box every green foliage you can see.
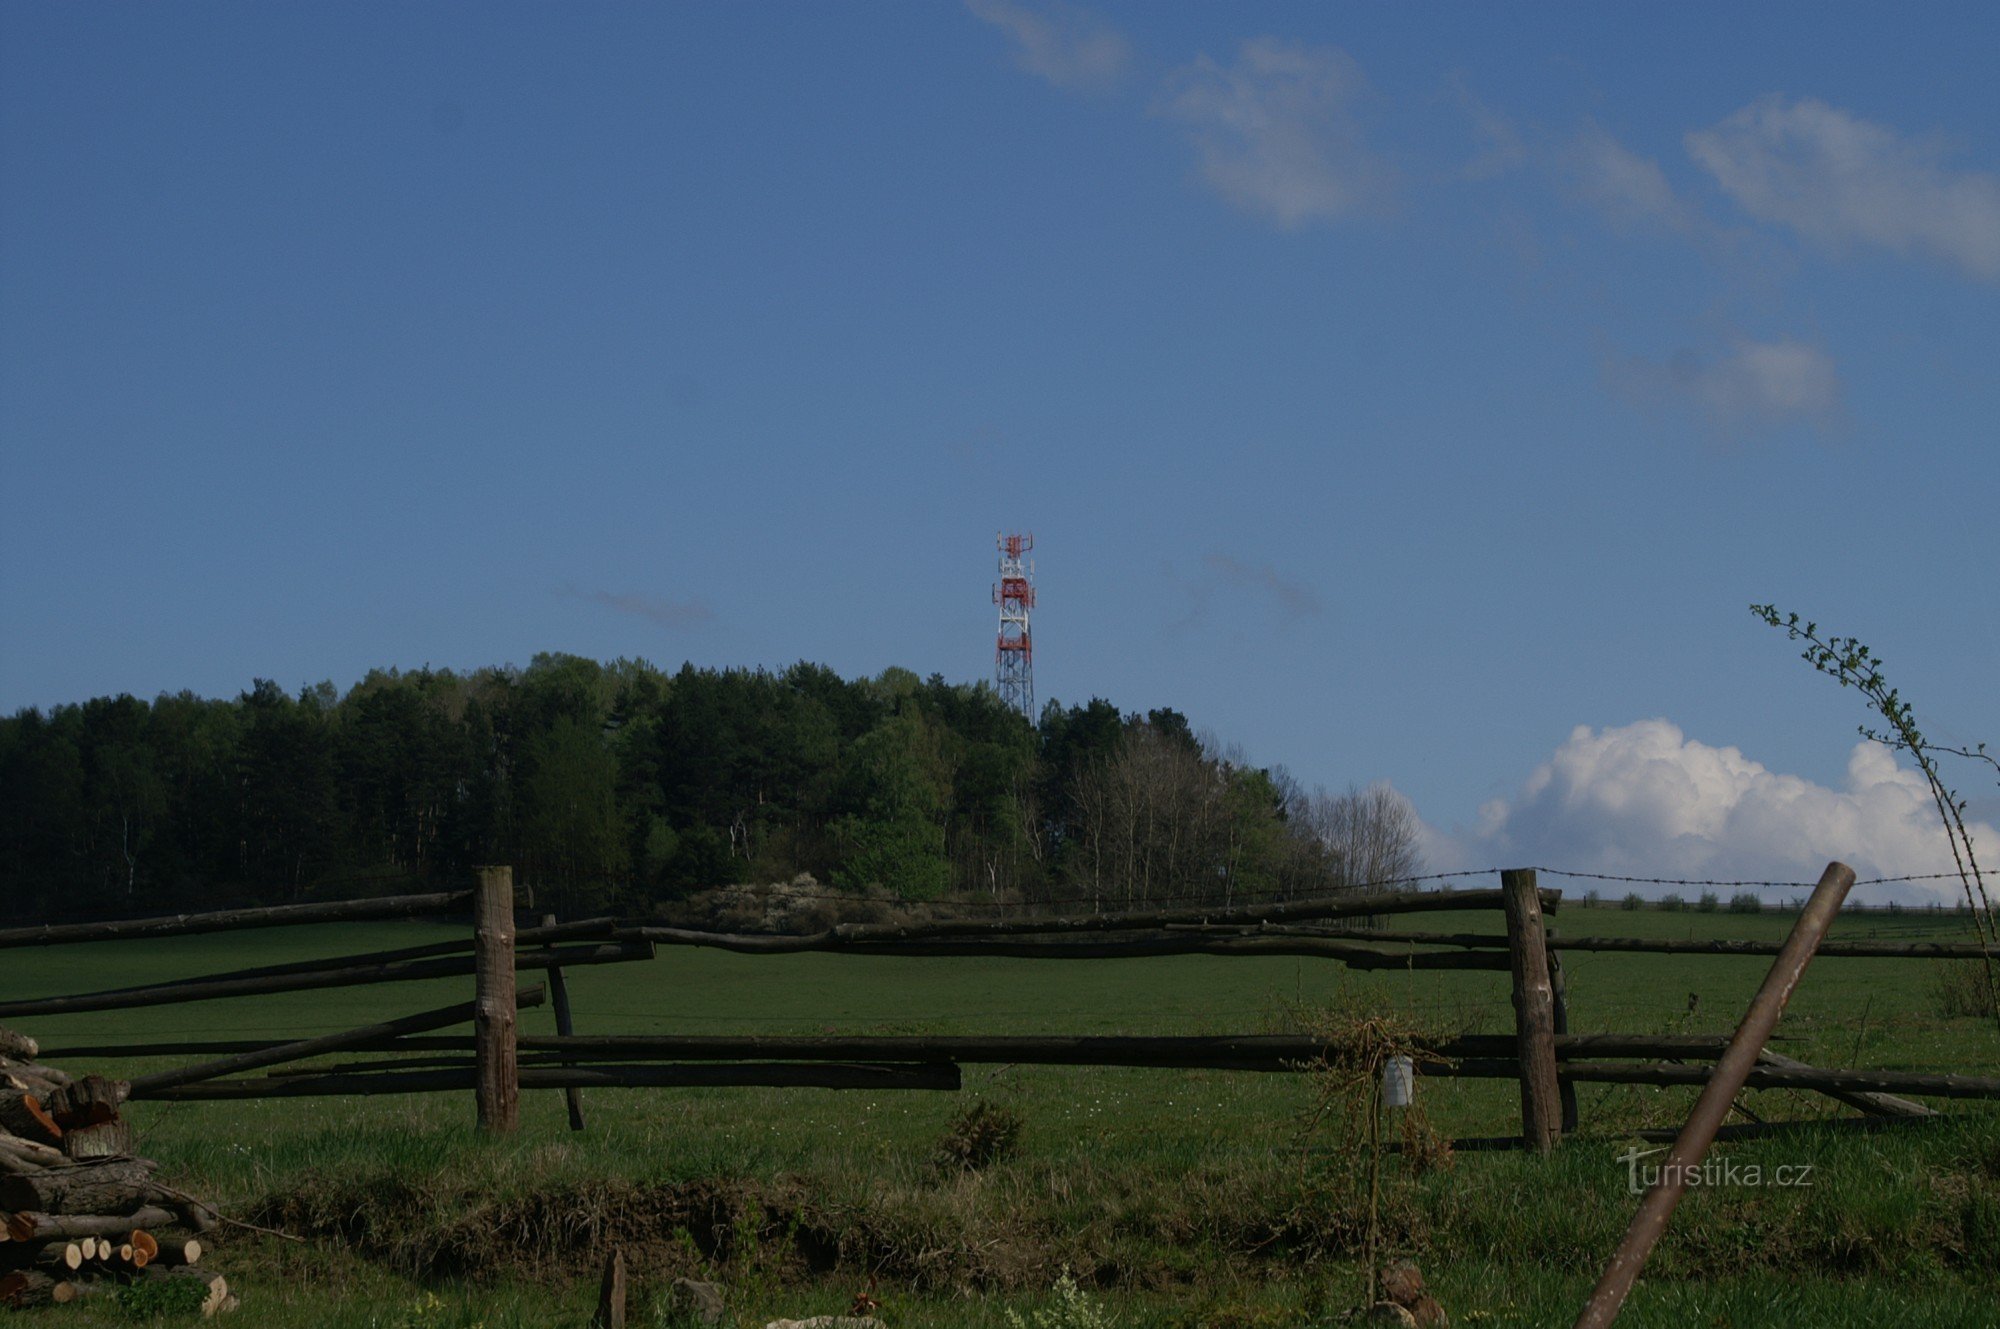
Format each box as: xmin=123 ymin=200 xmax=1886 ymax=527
xmin=114 ymin=1273 xmax=212 ymax=1319
xmin=1932 ymin=961 xmax=1998 ymax=1018
xmin=0 ymin=655 xmax=1392 ymax=918
xmin=1752 ymin=604 xmax=2000 ymax=1029
xmin=1729 ymin=892 xmax=1764 ymax=914
xmin=1005 ymin=1269 xmax=1118 ymax=1329
xmin=1697 ymin=891 xmax=1720 ymax=912
xmin=1659 ymin=893 xmax=1686 ymax=911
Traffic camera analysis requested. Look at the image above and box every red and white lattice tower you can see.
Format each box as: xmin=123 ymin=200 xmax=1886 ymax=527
xmin=993 ymin=532 xmax=1035 ymax=719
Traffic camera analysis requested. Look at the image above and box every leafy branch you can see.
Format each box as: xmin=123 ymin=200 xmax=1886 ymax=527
xmin=1750 ymin=604 xmax=1999 ymax=1025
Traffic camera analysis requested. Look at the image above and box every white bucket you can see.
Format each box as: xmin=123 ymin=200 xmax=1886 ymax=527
xmin=1382 ymin=1055 xmax=1415 ymax=1109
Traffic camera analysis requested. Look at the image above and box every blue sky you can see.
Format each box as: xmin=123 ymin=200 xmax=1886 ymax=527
xmin=4 ymin=2 xmax=1997 ymax=890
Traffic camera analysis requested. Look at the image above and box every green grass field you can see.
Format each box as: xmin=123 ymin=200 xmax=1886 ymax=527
xmin=4 ymin=901 xmax=1998 ymax=1326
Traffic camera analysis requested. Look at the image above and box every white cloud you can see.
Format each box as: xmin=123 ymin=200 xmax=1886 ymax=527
xmin=1610 ymin=336 xmax=1842 ymax=434
xmin=1457 ymin=719 xmax=1995 ymax=898
xmin=1569 ymin=124 xmax=1691 ymax=231
xmin=1161 ymin=38 xmax=1392 ymax=227
xmin=1686 ymin=95 xmax=2000 ymax=279
xmin=966 ymin=0 xmax=1129 ymax=93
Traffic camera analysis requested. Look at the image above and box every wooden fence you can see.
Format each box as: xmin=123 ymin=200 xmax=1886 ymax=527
xmin=7 ymin=865 xmax=1998 ymax=1150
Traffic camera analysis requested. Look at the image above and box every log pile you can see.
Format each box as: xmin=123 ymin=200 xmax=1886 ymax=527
xmin=0 ymin=1025 xmax=234 ymax=1315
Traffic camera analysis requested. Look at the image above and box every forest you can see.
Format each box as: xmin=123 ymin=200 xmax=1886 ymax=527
xmin=0 ymin=655 xmax=1418 ymax=922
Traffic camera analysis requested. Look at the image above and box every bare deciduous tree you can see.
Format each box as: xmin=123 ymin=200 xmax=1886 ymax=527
xmin=1296 ymin=783 xmax=1422 ymax=892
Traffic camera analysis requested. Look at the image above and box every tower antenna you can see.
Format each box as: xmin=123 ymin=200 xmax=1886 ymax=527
xmin=994 ymin=532 xmax=1035 ymax=719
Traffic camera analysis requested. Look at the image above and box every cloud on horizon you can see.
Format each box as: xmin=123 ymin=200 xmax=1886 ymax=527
xmin=1425 ymin=719 xmax=1995 ymax=899
xmin=1161 ymin=38 xmax=1393 ymax=227
xmin=1687 ymin=95 xmax=2000 ymax=279
xmin=560 ymin=586 xmax=715 ymax=631
xmin=966 ymin=0 xmax=1129 ymax=93
xmin=1608 ymin=336 xmax=1843 ymax=435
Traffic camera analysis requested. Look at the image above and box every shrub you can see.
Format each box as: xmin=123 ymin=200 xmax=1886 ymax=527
xmin=1697 ymin=891 xmax=1719 ymax=912
xmin=1005 ymin=1269 xmax=1117 ymax=1329
xmin=1728 ymin=892 xmax=1763 ymax=914
xmin=1582 ymin=889 xmax=1601 ymax=908
xmin=934 ymin=1099 xmax=1024 ymax=1173
xmin=1659 ymin=893 xmax=1686 ymax=912
xmin=1620 ymin=892 xmax=1644 ymax=911
xmin=1932 ymin=961 xmax=1999 ymax=1019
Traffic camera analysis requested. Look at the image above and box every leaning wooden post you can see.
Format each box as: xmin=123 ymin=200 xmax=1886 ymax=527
xmin=1502 ymin=868 xmax=1562 ymax=1154
xmin=540 ymin=913 xmax=587 ymax=1132
xmin=1549 ymin=951 xmax=1580 ymax=1133
xmin=1574 ymin=861 xmax=1856 ymax=1328
xmin=473 ymin=866 xmax=519 ymax=1133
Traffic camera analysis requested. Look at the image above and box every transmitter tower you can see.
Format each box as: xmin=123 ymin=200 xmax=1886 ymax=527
xmin=994 ymin=533 xmax=1035 ymax=719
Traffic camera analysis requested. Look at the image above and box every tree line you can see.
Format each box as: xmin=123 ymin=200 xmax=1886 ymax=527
xmin=0 ymin=655 xmax=1418 ymax=921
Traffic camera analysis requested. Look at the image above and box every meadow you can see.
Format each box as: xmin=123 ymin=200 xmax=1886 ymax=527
xmin=3 ymin=898 xmax=1998 ymax=1326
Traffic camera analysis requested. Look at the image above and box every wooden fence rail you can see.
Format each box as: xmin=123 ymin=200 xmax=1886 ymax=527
xmin=0 ymin=888 xmax=530 ymax=950
xmin=7 ymin=862 xmax=1993 ymax=1147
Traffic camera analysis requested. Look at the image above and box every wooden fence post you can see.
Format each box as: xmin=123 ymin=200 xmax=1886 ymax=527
xmin=1502 ymin=868 xmax=1562 ymax=1154
xmin=1549 ymin=951 xmax=1580 ymax=1133
xmin=473 ymin=866 xmax=519 ymax=1133
xmin=541 ymin=913 xmax=587 ymax=1132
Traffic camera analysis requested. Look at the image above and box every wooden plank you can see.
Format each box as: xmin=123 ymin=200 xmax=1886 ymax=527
xmin=0 ymin=891 xmax=499 ymax=950
xmin=541 ymin=913 xmax=586 ymax=1132
xmin=1564 ymin=1061 xmax=2000 ymax=1099
xmin=622 ymin=929 xmax=1512 ymax=968
xmin=123 ymin=985 xmax=546 ymax=1098
xmin=79 ymin=917 xmax=618 ymax=996
xmin=1546 ymin=936 xmax=1992 ymax=959
xmin=137 ymin=1061 xmax=963 ymax=1099
xmin=1755 ymin=1049 xmax=1934 ymax=1118
xmin=1578 ymin=860 xmax=1858 ymax=1329
xmin=0 ymin=942 xmax=650 ymax=1020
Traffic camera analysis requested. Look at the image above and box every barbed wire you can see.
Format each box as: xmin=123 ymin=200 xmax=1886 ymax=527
xmin=1527 ymin=867 xmax=1974 ymax=890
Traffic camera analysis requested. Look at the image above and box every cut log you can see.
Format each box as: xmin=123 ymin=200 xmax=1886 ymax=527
xmin=0 ymin=1156 xmax=161 ymax=1215
xmin=0 ymin=1031 xmax=38 ymax=1062
xmin=0 ymin=1090 xmax=60 ymax=1143
xmin=78 ymin=1236 xmax=99 ymax=1260
xmin=61 ymin=1120 xmax=132 ymax=1161
xmin=0 ymin=1057 xmax=69 ymax=1090
xmin=0 ymin=1268 xmax=58 ymax=1307
xmin=151 ymin=1236 xmax=202 ymax=1267
xmin=0 ymin=1132 xmax=66 ymax=1170
xmin=130 ymin=1228 xmax=159 ymax=1265
xmin=0 ymin=1239 xmax=82 ymax=1272
xmin=10 ymin=1206 xmax=178 ymax=1242
xmin=48 ymin=1075 xmax=127 ymax=1128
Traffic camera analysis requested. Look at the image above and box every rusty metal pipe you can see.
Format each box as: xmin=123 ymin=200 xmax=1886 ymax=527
xmin=1573 ymin=860 xmax=1855 ymax=1329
